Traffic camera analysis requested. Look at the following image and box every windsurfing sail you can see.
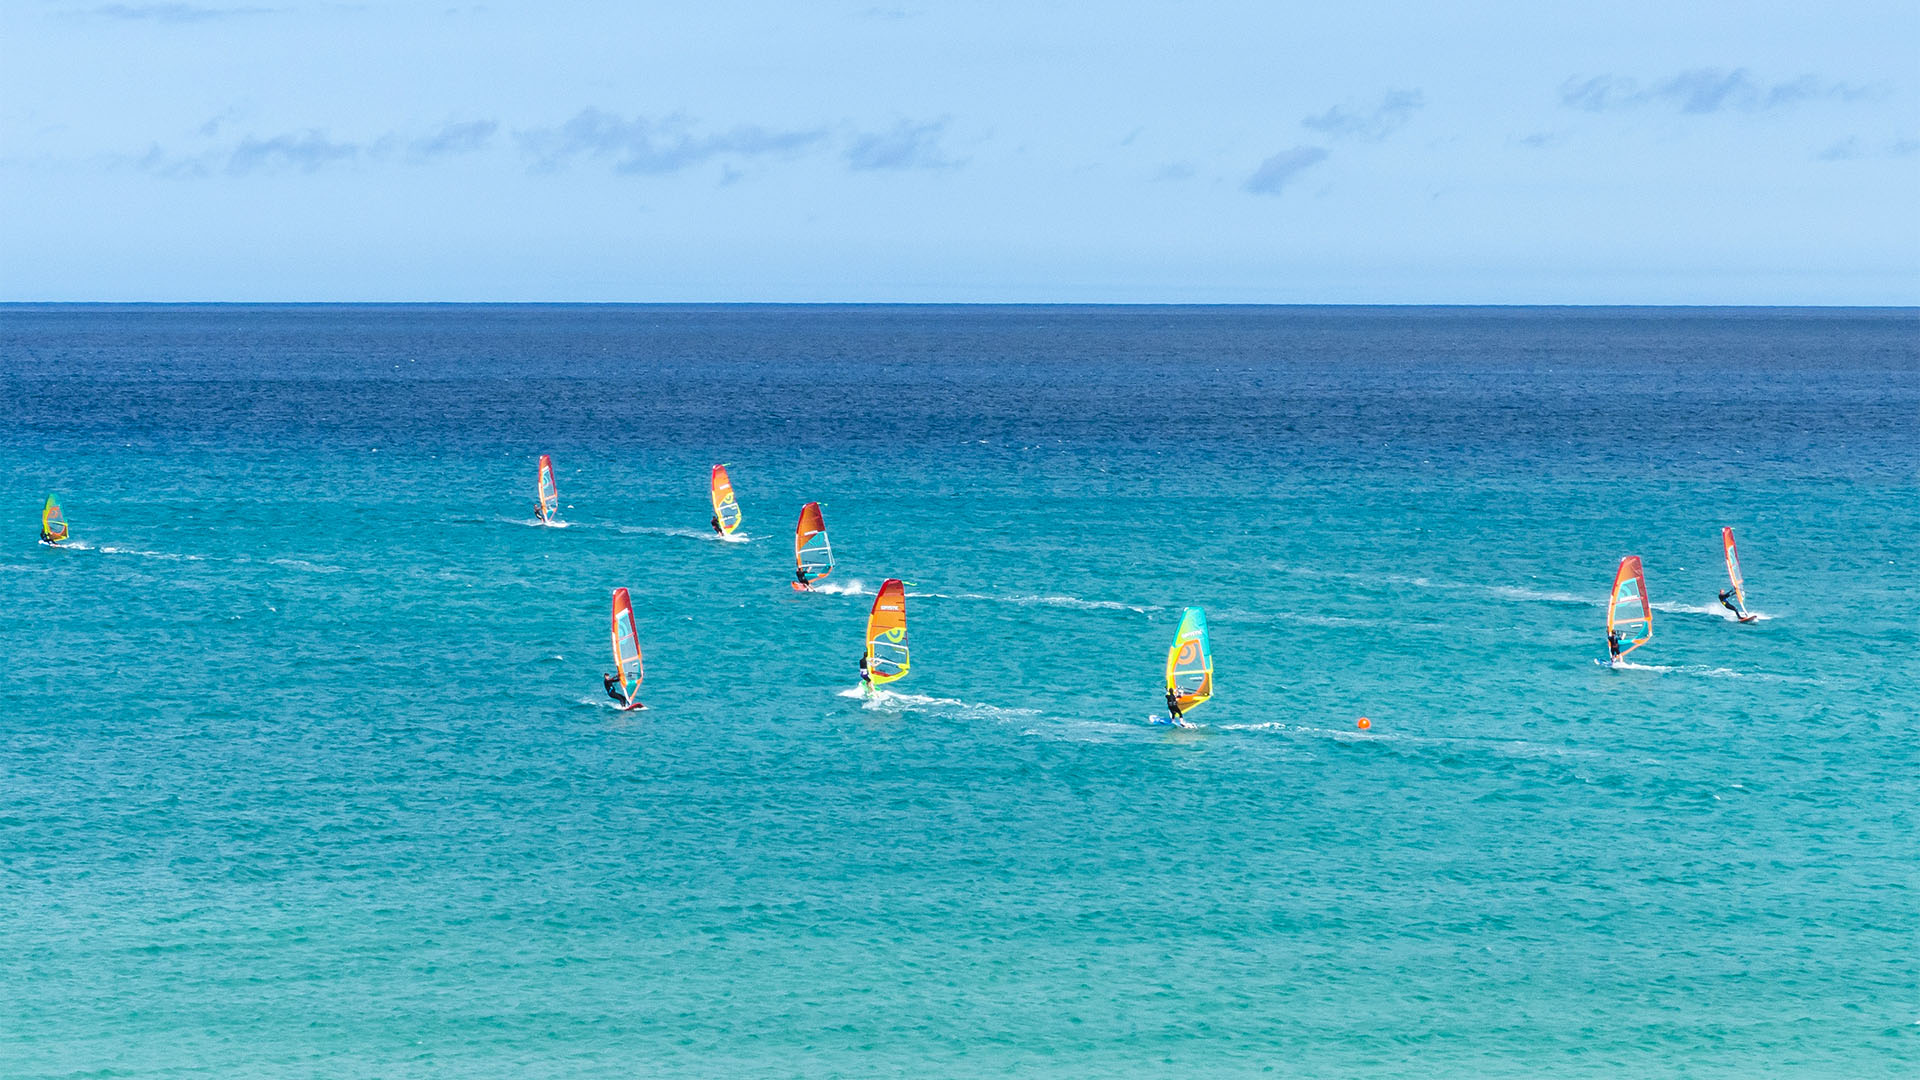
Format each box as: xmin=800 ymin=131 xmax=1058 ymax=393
xmin=610 ymin=587 xmax=643 ymax=703
xmin=1722 ymin=527 xmax=1749 ymax=613
xmin=1165 ymin=606 xmax=1214 ymax=715
xmin=40 ymin=494 xmax=67 ymax=544
xmin=1606 ymin=555 xmax=1653 ymax=660
xmin=864 ymin=578 xmax=909 ymax=685
xmin=536 ymin=455 xmax=559 ymax=523
xmin=795 ymin=502 xmax=833 ymax=581
xmin=710 ymin=464 xmax=742 ymax=535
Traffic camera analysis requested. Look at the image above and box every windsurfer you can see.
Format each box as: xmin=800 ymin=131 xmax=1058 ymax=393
xmin=603 ymin=672 xmax=632 ymax=708
xmin=858 ymin=653 xmax=870 ymax=688
xmin=1606 ymin=629 xmax=1622 ymax=660
xmin=1165 ymin=687 xmax=1183 ymax=721
xmin=711 ymin=514 xmax=722 ymax=535
xmin=796 ymin=567 xmax=812 ymax=587
xmin=1717 ymin=589 xmax=1741 ymax=615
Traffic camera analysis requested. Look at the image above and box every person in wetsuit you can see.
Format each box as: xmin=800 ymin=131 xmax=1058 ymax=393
xmin=1165 ymin=687 xmax=1184 ymax=722
xmin=603 ymin=672 xmax=633 ymax=708
xmin=795 ymin=566 xmax=812 ymax=588
xmin=1607 ymin=629 xmax=1623 ymax=660
xmin=1718 ymin=589 xmax=1743 ymax=616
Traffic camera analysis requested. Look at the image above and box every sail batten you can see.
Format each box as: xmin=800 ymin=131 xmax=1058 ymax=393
xmin=865 ymin=578 xmax=909 ymax=685
xmin=1165 ymin=607 xmax=1214 ymax=714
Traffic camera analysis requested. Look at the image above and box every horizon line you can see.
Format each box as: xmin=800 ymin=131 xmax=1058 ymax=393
xmin=3 ymin=300 xmax=1917 ymax=310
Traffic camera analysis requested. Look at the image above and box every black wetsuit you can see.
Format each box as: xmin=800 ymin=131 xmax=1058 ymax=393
xmin=1607 ymin=631 xmax=1622 ymax=659
xmin=711 ymin=516 xmax=721 ymax=535
xmin=603 ymin=673 xmax=630 ymax=707
xmin=796 ymin=568 xmax=811 ymax=587
xmin=1166 ymin=688 xmax=1183 ymax=721
xmin=1718 ymin=589 xmax=1741 ymax=615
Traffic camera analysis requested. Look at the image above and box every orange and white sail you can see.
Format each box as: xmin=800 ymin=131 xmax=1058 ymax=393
xmin=1606 ymin=555 xmax=1652 ymax=661
xmin=1721 ymin=527 xmax=1751 ymax=617
xmin=794 ymin=502 xmax=832 ymax=585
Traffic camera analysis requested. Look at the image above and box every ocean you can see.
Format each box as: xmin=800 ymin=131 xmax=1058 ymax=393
xmin=2 ymin=305 xmax=1915 ymax=1077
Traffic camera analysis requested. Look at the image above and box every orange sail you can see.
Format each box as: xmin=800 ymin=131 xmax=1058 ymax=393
xmin=863 ymin=578 xmax=909 ymax=686
xmin=793 ymin=502 xmax=832 ymax=588
xmin=610 ymin=587 xmax=643 ymax=707
xmin=710 ymin=465 xmax=741 ymax=535
xmin=1606 ymin=555 xmax=1653 ymax=661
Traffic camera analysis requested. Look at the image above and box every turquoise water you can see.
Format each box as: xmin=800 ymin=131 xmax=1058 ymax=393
xmin=2 ymin=306 xmax=1916 ymax=1076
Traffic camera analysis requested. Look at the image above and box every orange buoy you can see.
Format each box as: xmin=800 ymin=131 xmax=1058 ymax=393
xmin=1356 ymin=717 xmax=1371 ymax=730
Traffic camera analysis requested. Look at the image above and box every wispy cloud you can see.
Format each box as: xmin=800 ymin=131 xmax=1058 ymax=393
xmin=1817 ymin=137 xmax=1864 ymax=162
xmin=227 ymin=130 xmax=357 ymax=174
xmin=81 ymin=3 xmax=275 ymax=22
xmin=518 ymin=109 xmax=825 ymax=175
xmin=845 ymin=119 xmax=959 ymax=171
xmin=1561 ymin=68 xmax=1877 ymax=114
xmin=1302 ymin=89 xmax=1425 ymax=141
xmin=408 ymin=120 xmax=497 ymax=161
xmin=130 ymin=118 xmax=498 ymax=176
xmin=1816 ymin=136 xmax=1920 ymax=162
xmin=1245 ymin=146 xmax=1327 ymax=195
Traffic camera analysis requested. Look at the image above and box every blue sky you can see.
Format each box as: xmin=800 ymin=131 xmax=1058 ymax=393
xmin=2 ymin=1 xmax=1915 ymax=302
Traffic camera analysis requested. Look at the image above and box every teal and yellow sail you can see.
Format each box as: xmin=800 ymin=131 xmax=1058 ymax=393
xmin=1165 ymin=606 xmax=1213 ymax=716
xmin=39 ymin=494 xmax=67 ymax=545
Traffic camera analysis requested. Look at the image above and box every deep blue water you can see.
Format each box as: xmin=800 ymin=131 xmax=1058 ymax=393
xmin=2 ymin=305 xmax=1916 ymax=1077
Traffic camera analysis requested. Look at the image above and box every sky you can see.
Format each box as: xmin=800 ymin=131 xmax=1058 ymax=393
xmin=2 ymin=1 xmax=1916 ymax=303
